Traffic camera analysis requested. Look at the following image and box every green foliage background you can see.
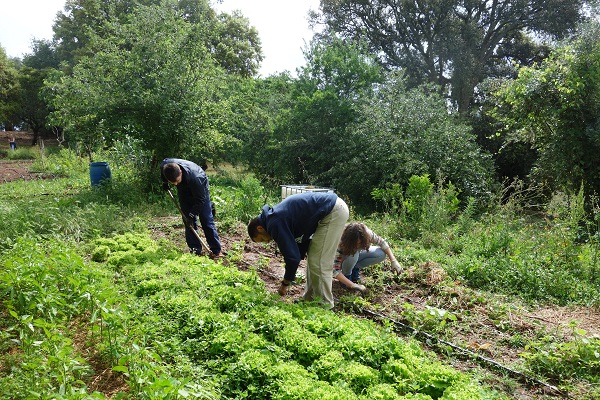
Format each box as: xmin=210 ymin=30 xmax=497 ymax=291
xmin=0 ymin=149 xmax=598 ymax=398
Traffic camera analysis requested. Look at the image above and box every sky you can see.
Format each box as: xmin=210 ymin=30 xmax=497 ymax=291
xmin=0 ymin=0 xmax=321 ymax=77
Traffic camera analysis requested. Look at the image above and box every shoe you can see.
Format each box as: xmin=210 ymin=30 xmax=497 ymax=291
xmin=189 ymin=248 xmax=202 ymax=256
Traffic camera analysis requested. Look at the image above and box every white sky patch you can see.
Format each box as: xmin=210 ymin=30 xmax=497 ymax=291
xmin=0 ymin=0 xmax=66 ymax=58
xmin=214 ymin=0 xmax=321 ymax=77
xmin=0 ymin=0 xmax=321 ymax=77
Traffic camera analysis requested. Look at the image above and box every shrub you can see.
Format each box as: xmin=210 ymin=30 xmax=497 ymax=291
xmin=521 ymin=325 xmax=600 ymax=382
xmin=372 ymin=174 xmax=461 ymax=240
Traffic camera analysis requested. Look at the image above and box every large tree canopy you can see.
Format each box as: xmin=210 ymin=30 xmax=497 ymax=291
xmin=326 ymin=72 xmax=496 ymax=208
xmin=52 ymin=0 xmax=262 ymax=76
xmin=492 ymin=21 xmax=600 ymax=200
xmin=312 ymin=0 xmax=587 ymax=113
xmin=236 ymin=37 xmax=382 ymax=185
xmin=47 ymin=2 xmax=229 ymax=162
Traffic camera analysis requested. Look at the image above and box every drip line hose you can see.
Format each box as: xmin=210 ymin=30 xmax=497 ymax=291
xmin=240 ymin=254 xmax=567 ymax=397
xmin=362 ymin=309 xmax=569 ymax=398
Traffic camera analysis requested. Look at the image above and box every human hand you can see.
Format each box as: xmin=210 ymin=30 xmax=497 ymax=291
xmin=351 ymin=283 xmax=367 ymax=294
xmin=162 ymin=182 xmax=170 ymax=191
xmin=391 ymin=260 xmax=403 ymax=274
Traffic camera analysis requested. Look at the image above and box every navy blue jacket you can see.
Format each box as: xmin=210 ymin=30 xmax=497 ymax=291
xmin=258 ymin=192 xmax=338 ymax=281
xmin=160 ymin=158 xmax=209 ymax=215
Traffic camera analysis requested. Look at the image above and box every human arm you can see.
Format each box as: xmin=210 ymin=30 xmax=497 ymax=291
xmin=269 ymin=223 xmax=302 ymax=285
xmin=382 ymin=247 xmax=402 ymax=273
xmin=366 ymin=227 xmax=402 ymax=273
xmin=333 ymin=268 xmax=366 ymax=293
xmin=187 ymin=174 xmax=210 ymax=217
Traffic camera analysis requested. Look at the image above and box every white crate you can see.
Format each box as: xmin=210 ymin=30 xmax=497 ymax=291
xmin=281 ymin=184 xmax=335 ymax=199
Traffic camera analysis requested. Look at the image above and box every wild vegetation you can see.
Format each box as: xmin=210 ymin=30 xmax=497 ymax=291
xmin=0 ymin=148 xmax=598 ymax=399
xmin=1 ymin=0 xmax=600 ymax=398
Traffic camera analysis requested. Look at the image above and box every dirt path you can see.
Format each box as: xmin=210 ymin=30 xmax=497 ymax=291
xmin=0 ymin=131 xmax=59 ymax=183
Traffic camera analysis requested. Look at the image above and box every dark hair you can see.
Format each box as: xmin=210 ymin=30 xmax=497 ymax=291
xmin=338 ymin=222 xmax=369 ymax=255
xmin=247 ymin=217 xmax=263 ymax=240
xmin=162 ymin=163 xmax=181 ymax=182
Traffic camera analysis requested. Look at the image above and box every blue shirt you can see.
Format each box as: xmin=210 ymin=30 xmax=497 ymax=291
xmin=161 ymin=158 xmax=209 ymax=215
xmin=258 ymin=192 xmax=338 ymax=281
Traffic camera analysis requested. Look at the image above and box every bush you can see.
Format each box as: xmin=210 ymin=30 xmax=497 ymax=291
xmin=327 ymin=72 xmax=495 ymax=210
xmin=372 ymin=174 xmax=461 ymax=240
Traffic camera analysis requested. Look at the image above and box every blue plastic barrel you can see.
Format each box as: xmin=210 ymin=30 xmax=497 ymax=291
xmin=90 ymin=161 xmax=112 ymax=187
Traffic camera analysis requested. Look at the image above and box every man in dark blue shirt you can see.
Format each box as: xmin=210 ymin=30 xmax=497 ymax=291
xmin=161 ymin=158 xmax=222 ymax=257
xmin=247 ymin=191 xmax=349 ymax=308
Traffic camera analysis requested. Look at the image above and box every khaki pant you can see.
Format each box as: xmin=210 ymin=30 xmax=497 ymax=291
xmin=304 ymin=198 xmax=349 ymax=308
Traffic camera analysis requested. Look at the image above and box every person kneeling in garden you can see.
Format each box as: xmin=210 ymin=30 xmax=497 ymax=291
xmin=333 ymin=222 xmax=402 ymax=288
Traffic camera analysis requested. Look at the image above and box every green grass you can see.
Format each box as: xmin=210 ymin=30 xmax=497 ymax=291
xmin=0 ymin=229 xmax=502 ymax=399
xmin=1 ymin=148 xmax=599 ymax=398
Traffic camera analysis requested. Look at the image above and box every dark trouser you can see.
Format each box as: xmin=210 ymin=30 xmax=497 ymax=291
xmin=182 ymin=198 xmax=221 ymax=254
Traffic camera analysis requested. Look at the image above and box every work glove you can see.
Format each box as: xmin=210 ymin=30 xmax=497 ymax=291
xmin=391 ymin=260 xmax=403 ymax=274
xmin=187 ymin=212 xmax=197 ymax=225
xmin=350 ymin=283 xmax=367 ymax=294
xmin=162 ymin=182 xmax=170 ymax=191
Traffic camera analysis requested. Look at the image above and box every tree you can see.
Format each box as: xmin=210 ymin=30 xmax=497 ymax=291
xmin=209 ymin=11 xmax=263 ymax=77
xmin=52 ymin=0 xmax=262 ymax=76
xmin=15 ymin=40 xmax=62 ymax=145
xmin=326 ymin=72 xmax=495 ymax=208
xmin=46 ymin=2 xmax=228 ymax=162
xmin=491 ymin=21 xmax=600 ymax=200
xmin=312 ymin=0 xmax=587 ymax=114
xmin=0 ymin=47 xmax=21 ymax=130
xmin=17 ymin=67 xmax=51 ymax=145
xmin=236 ymin=37 xmax=382 ymax=185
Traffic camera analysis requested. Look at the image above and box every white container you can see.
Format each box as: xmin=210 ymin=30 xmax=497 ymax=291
xmin=281 ymin=184 xmax=335 ymax=199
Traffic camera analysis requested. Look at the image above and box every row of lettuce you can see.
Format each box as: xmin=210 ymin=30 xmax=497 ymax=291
xmin=0 ymin=230 xmax=503 ymax=399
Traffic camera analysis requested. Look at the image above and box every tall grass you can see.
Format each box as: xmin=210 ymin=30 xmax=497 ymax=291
xmin=370 ymin=176 xmax=600 ymax=306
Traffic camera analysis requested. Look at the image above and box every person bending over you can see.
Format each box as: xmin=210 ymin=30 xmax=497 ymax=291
xmin=248 ymin=192 xmax=349 ymax=309
xmin=333 ymin=222 xmax=402 ymax=285
xmin=161 ymin=158 xmax=222 ymax=258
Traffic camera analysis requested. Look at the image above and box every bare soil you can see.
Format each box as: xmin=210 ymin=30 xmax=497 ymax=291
xmin=158 ymin=218 xmax=600 ymax=400
xmin=0 ymin=131 xmax=60 ymax=182
xmin=3 ymin=131 xmax=599 ymax=399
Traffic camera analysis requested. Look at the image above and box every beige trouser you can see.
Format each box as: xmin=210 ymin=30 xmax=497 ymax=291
xmin=303 ymin=198 xmax=349 ymax=308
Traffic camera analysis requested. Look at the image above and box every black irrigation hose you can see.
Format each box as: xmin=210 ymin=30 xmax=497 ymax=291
xmin=239 ymin=258 xmax=568 ymax=397
xmin=362 ymin=308 xmax=570 ymax=398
